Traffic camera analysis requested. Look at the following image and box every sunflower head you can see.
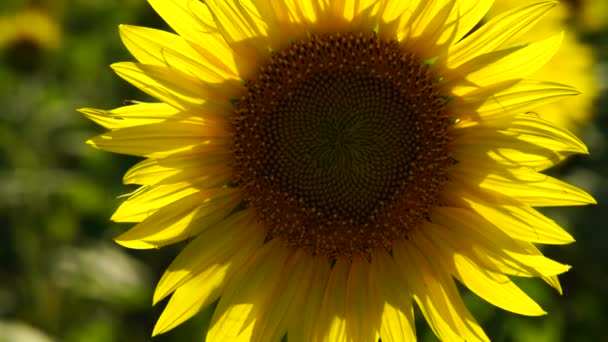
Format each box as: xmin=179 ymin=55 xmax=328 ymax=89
xmin=82 ymin=0 xmax=595 ymax=341
xmin=232 ymin=31 xmax=453 ymax=257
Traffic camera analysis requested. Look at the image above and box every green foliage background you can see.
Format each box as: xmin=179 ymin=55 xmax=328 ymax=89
xmin=1 ymin=0 xmax=607 ymax=341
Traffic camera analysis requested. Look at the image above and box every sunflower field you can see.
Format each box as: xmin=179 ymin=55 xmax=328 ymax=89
xmin=1 ymin=0 xmax=607 ymax=341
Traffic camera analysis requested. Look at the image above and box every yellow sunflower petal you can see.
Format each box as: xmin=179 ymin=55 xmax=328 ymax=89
xmin=475 ymin=113 xmax=588 ymax=153
xmin=421 ymin=0 xmax=494 ymax=51
xmin=286 ymin=256 xmax=331 ymax=342
xmin=253 ymin=0 xmax=297 ymax=24
xmin=394 ymin=239 xmax=489 ymax=342
xmin=111 ymin=62 xmax=237 ymax=111
xmin=87 ymin=121 xmax=229 ymax=158
xmin=204 ymin=0 xmax=271 ymax=67
xmin=451 ymin=79 xmax=580 ymax=119
xmin=454 ymin=113 xmax=588 ymax=162
xmin=148 ymin=0 xmax=245 ymax=78
xmin=451 ymin=113 xmax=588 ymax=172
xmin=448 ymin=0 xmax=495 ymax=44
xmin=431 ymin=207 xmax=572 ymax=278
xmin=207 ymin=240 xmax=289 ymax=342
xmin=449 ymin=32 xmax=563 ymax=95
xmin=147 ymin=0 xmax=218 ymax=38
xmin=327 ymin=0 xmax=346 ymax=19
xmin=345 ymin=257 xmax=381 ymax=342
xmin=476 ymin=110 xmax=567 ymax=129
xmin=78 ymin=103 xmax=183 ymax=130
xmin=319 ymin=0 xmax=379 ymax=34
xmin=119 ymin=25 xmax=237 ymax=82
xmin=282 ymin=0 xmax=318 ymax=25
xmin=448 ymin=1 xmax=556 ymax=68
xmin=250 ymin=249 xmax=314 ymax=342
xmin=543 ymin=275 xmax=563 ymax=294
xmin=154 ymin=230 xmax=271 ymax=337
xmin=452 ymin=138 xmax=570 ymax=172
xmin=152 ymin=219 xmax=265 ymax=336
xmin=153 ymin=210 xmax=264 ymax=305
xmin=420 ymin=226 xmax=546 ymax=316
xmin=401 ymin=0 xmax=458 ymax=56
xmin=381 ymin=0 xmax=415 ymax=33
xmin=406 ymin=0 xmax=495 ymax=55
xmin=153 ymin=264 xmax=230 ymax=336
xmin=374 ymin=251 xmax=416 ymax=342
xmin=453 ymin=168 xmax=596 ymax=207
xmin=315 ymin=257 xmax=350 ymax=341
xmin=404 ymin=0 xmax=452 ymax=39
xmin=114 ymin=189 xmax=241 ymax=248
xmin=350 ymin=0 xmax=382 ymax=22
xmin=123 ymin=154 xmax=230 ymax=186
xmin=111 ymin=182 xmax=199 ymax=222
xmin=248 ymin=1 xmax=301 ymax=46
xmin=458 ymin=194 xmax=575 ymax=244
xmin=452 ymin=256 xmax=546 ymax=316
xmin=205 ymin=0 xmax=269 ymax=42
xmin=452 ymin=122 xmax=586 ymax=172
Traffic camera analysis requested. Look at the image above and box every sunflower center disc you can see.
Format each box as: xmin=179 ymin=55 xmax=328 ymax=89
xmin=231 ymin=32 xmax=452 ymax=257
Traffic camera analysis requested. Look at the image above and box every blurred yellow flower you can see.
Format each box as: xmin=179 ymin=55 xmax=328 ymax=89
xmin=0 ymin=9 xmax=61 ymax=51
xmin=83 ymin=0 xmax=594 ymax=341
xmin=571 ymin=0 xmax=608 ymax=31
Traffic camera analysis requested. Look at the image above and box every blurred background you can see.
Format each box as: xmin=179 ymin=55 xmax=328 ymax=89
xmin=0 ymin=0 xmax=606 ymax=341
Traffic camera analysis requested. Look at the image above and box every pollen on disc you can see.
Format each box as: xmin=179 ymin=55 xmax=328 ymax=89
xmin=231 ymin=32 xmax=452 ymax=257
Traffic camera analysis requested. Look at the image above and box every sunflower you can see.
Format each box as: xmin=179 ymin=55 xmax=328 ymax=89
xmin=0 ymin=9 xmax=62 ymax=71
xmin=81 ymin=0 xmax=596 ymax=341
xmin=0 ymin=9 xmax=61 ymax=51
